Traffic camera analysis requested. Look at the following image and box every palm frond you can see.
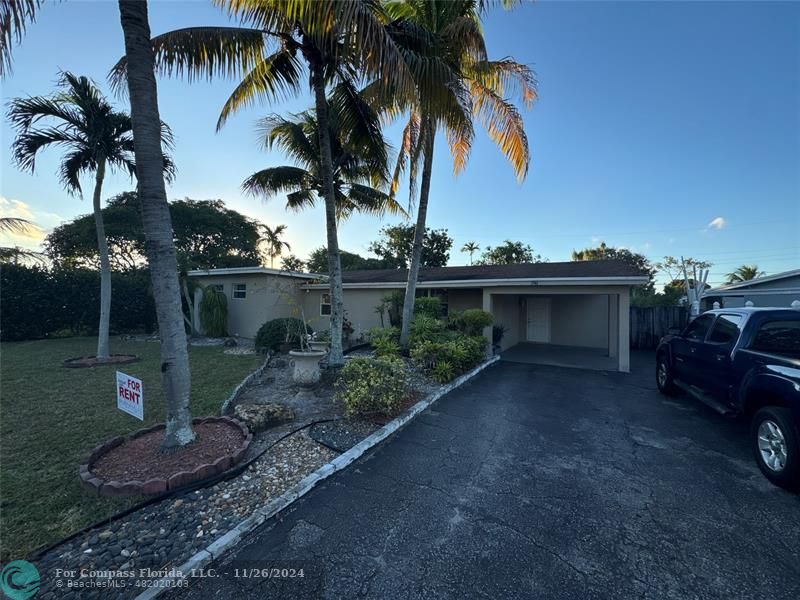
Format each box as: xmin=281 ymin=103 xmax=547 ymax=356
xmin=242 ymin=166 xmax=314 ymax=200
xmin=470 ymin=58 xmax=537 ymax=109
xmin=256 ymin=114 xmax=319 ymax=169
xmin=347 ymin=183 xmax=407 ymax=218
xmin=470 ymin=80 xmax=529 ymax=180
xmin=109 ymin=26 xmax=269 ymax=94
xmin=216 ymin=46 xmax=303 ymax=130
xmin=1 ymin=0 xmax=42 ymax=76
xmin=0 ymin=216 xmax=33 ymax=234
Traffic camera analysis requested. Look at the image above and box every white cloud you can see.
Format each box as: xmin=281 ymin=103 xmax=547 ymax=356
xmin=0 ymin=196 xmax=59 ymax=249
xmin=705 ymin=216 xmax=726 ymax=231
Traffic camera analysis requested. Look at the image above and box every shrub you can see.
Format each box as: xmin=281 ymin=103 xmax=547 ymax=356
xmin=492 ymin=324 xmax=507 ymax=345
xmin=255 ymin=318 xmax=312 ymax=351
xmin=449 ymin=308 xmax=493 ymax=336
xmin=0 ymin=264 xmax=157 ymax=341
xmin=383 ymin=291 xmax=404 ymax=327
xmin=199 ymin=286 xmax=228 ymax=337
xmin=411 ymin=335 xmax=487 ymax=378
xmin=335 ymin=357 xmax=409 ymax=417
xmin=413 ymin=296 xmax=442 ymax=319
xmin=408 ymin=313 xmax=447 ymax=346
xmin=432 ymin=360 xmax=456 ymax=383
xmin=367 ymin=326 xmax=401 ymax=357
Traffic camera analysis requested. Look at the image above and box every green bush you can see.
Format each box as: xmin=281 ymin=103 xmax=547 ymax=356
xmin=413 ymin=296 xmax=442 ymax=319
xmin=408 ymin=313 xmax=447 ymax=346
xmin=449 ymin=308 xmax=493 ymax=336
xmin=0 ymin=264 xmax=156 ymax=341
xmin=255 ymin=318 xmax=312 ymax=351
xmin=431 ymin=360 xmax=456 ymax=383
xmin=367 ymin=326 xmax=400 ymax=357
xmin=199 ymin=286 xmax=228 ymax=337
xmin=411 ymin=335 xmax=487 ymax=380
xmin=335 ymin=357 xmax=409 ymax=417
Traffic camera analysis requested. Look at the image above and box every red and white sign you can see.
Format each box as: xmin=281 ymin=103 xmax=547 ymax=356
xmin=116 ymin=371 xmax=143 ymax=420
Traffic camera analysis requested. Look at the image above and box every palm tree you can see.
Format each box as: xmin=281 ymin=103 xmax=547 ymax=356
xmin=259 ymin=224 xmax=291 ymax=267
xmin=726 ymin=265 xmax=764 ymax=284
xmin=461 ymin=241 xmax=480 ymax=265
xmin=117 ymin=0 xmax=195 ymax=450
xmin=108 ymin=0 xmax=420 ymax=367
xmin=280 ymin=254 xmax=305 ymax=272
xmin=7 ymin=71 xmax=174 ymax=362
xmin=242 ymin=106 xmax=404 ymax=227
xmin=383 ymin=0 xmax=536 ymax=350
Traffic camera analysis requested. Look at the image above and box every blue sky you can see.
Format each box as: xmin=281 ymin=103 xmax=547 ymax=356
xmin=1 ymin=0 xmax=798 ymax=288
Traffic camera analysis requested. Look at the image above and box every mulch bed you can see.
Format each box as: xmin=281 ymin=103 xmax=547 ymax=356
xmin=63 ymin=354 xmax=140 ymax=368
xmin=91 ymin=422 xmax=245 ymax=482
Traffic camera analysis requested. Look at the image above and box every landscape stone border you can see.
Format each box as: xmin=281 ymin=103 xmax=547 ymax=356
xmin=134 ymin=355 xmax=500 ymax=599
xmin=219 ymin=351 xmax=272 ymax=416
xmin=63 ymin=354 xmax=141 ymax=368
xmin=79 ymin=417 xmax=252 ymax=497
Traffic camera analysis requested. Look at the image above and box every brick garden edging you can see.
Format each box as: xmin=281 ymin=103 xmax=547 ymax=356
xmin=79 ymin=417 xmax=252 ymax=497
xmin=134 ymin=355 xmax=500 ymax=599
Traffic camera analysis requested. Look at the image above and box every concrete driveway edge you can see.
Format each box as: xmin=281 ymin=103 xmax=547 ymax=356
xmin=134 ymin=355 xmax=501 ymax=599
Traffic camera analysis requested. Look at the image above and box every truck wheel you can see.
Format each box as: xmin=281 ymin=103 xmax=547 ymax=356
xmin=751 ymin=406 xmax=800 ymax=492
xmin=656 ymin=354 xmax=677 ymax=395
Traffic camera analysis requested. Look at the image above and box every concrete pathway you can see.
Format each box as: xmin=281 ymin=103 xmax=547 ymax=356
xmin=172 ymin=353 xmax=800 ymax=600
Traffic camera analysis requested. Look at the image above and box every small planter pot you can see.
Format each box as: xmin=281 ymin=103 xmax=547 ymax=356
xmin=288 ymin=350 xmax=327 ymax=386
xmin=308 ymin=341 xmax=329 ymax=353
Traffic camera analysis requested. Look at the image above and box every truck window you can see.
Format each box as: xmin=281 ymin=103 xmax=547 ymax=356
xmin=708 ymin=314 xmax=743 ymax=345
xmin=684 ymin=314 xmax=714 ymax=341
xmin=750 ymin=321 xmax=800 ymax=358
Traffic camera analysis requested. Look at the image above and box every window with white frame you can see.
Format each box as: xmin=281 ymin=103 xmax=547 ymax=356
xmin=233 ymin=283 xmax=246 ymax=299
xmin=320 ymin=293 xmax=332 ymax=316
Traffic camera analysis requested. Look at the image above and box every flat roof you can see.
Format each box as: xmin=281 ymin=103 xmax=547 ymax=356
xmin=187 ymin=266 xmax=322 ymax=280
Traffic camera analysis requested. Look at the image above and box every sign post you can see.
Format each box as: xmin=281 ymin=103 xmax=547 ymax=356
xmin=116 ymin=371 xmax=143 ymax=420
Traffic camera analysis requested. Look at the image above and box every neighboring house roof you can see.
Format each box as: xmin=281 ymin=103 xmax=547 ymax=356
xmin=704 ymin=268 xmax=800 ymax=298
xmin=303 ymin=260 xmax=650 ymax=289
xmin=706 ymin=268 xmax=800 ymax=292
xmin=187 ymin=266 xmax=322 ymax=280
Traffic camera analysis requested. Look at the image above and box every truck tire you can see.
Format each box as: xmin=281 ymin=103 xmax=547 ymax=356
xmin=656 ymin=354 xmax=678 ymax=396
xmin=751 ymin=406 xmax=800 ymax=492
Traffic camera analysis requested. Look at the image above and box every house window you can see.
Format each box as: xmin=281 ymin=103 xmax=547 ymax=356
xmin=233 ymin=283 xmax=246 ymax=299
xmin=320 ymin=293 xmax=332 ymax=316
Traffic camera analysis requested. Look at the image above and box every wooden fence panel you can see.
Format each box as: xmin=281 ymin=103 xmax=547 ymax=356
xmin=629 ymin=306 xmax=688 ymax=349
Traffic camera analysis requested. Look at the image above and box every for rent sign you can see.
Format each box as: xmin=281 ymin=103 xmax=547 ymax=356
xmin=116 ymin=371 xmax=143 ymax=420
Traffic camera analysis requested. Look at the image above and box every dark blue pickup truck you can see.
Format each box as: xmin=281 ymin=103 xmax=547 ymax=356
xmin=656 ymin=308 xmax=800 ymax=491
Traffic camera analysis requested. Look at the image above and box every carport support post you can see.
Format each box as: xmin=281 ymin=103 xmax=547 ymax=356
xmin=618 ymin=291 xmax=630 ymax=372
xmin=483 ymin=289 xmax=494 ymax=357
xmin=608 ymin=294 xmax=619 ymax=359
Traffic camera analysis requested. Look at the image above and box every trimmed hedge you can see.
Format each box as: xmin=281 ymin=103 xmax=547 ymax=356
xmin=1 ymin=265 xmax=156 ymax=341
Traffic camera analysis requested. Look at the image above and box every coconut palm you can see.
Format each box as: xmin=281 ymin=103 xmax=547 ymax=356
xmin=117 ymin=0 xmax=196 ymax=449
xmin=461 ymin=241 xmax=480 ymax=265
xmin=7 ymin=71 xmax=174 ymax=362
xmin=259 ymin=223 xmax=291 ymax=267
xmin=382 ymin=0 xmax=536 ymax=350
xmin=726 ymin=265 xmax=764 ymax=284
xmin=242 ymin=105 xmax=404 ymax=228
xmin=108 ymin=0 xmax=423 ymax=367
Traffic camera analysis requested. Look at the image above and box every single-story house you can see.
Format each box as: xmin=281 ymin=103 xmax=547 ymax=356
xmin=188 ymin=260 xmax=649 ymax=372
xmin=702 ymin=268 xmax=800 ymax=310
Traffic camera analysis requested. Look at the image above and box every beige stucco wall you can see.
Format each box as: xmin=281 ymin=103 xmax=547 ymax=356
xmin=448 ymin=289 xmax=483 ymax=312
xmin=549 ymin=294 xmax=610 ymax=349
xmin=491 ymin=294 xmax=522 ymax=350
xmin=302 ymin=288 xmax=403 ymax=339
xmin=192 ymin=273 xmax=304 ymax=338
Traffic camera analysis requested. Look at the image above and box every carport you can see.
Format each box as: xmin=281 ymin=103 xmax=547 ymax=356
xmin=484 ymin=286 xmax=633 ymax=372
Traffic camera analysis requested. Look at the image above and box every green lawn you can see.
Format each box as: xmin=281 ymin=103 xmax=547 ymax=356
xmin=0 ymin=337 xmax=263 ymax=561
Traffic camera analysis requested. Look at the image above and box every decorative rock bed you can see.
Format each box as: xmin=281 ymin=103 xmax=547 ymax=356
xmin=79 ymin=417 xmax=251 ymax=497
xmin=35 ymin=430 xmax=337 ymax=600
xmin=62 ymin=354 xmax=140 ymax=368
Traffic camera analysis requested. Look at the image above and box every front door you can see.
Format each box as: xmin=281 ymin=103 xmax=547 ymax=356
xmin=526 ymin=298 xmax=551 ymax=343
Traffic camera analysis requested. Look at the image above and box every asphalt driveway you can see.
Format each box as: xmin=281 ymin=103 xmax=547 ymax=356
xmin=174 ymin=353 xmax=800 ymax=599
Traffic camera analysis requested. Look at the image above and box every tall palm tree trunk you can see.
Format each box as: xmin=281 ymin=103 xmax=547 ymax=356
xmin=92 ymin=156 xmax=111 ymax=361
xmin=311 ymin=64 xmax=345 ymax=367
xmin=118 ymin=0 xmax=195 ymax=450
xmin=399 ymin=120 xmax=435 ymax=351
